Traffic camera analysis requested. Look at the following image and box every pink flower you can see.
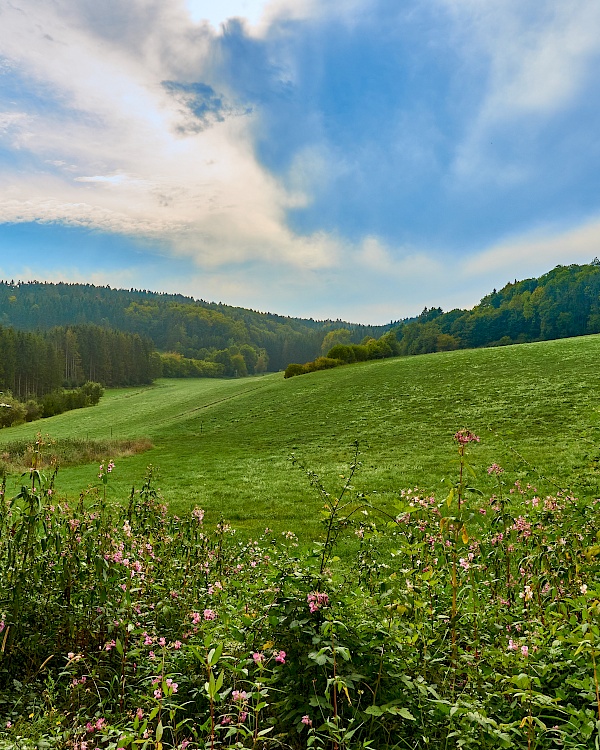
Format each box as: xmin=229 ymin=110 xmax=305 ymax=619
xmin=307 ymin=591 xmax=329 ymax=613
xmin=154 ymin=688 xmax=163 ymax=699
xmin=252 ymin=652 xmax=264 ymax=664
xmin=173 ymin=640 xmax=182 ymax=650
xmin=275 ymin=650 xmax=286 ymax=664
xmin=521 ymin=645 xmax=529 ymax=657
xmin=301 ymin=715 xmax=312 ymax=727
xmin=136 ymin=708 xmax=144 ymax=720
xmin=221 ymin=716 xmax=232 ymax=725
xmin=203 ymin=609 xmax=216 ymax=621
xmin=159 ymin=637 xmax=166 ymax=647
xmin=239 ymin=711 xmax=248 ymax=722
xmin=454 ymin=429 xmax=480 ymax=445
xmin=166 ymin=678 xmax=178 ymax=693
xmin=233 ymin=690 xmax=247 ymax=701
xmin=104 ymin=640 xmax=116 ymax=651
xmin=487 ymin=463 xmax=504 ymax=476
xmin=191 ymin=612 xmax=201 ymax=625
xmin=508 ymin=639 xmax=518 ymax=651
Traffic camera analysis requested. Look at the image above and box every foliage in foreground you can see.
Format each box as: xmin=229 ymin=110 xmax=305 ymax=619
xmin=1 ymin=435 xmax=600 ymax=749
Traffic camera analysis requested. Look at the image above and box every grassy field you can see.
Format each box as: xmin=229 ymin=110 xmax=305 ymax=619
xmin=1 ymin=334 xmax=600 ymax=537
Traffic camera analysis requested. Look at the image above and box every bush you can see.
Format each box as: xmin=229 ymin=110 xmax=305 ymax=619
xmin=284 ymin=362 xmax=308 ymax=378
xmin=0 ymin=393 xmax=26 ymax=427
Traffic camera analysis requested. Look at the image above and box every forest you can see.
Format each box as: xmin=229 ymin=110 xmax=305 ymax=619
xmin=0 ymin=281 xmax=389 ymax=371
xmin=0 ymin=323 xmax=156 ymax=399
xmin=3 ymin=262 xmax=600 ymax=396
xmin=392 ymin=260 xmax=600 ymax=354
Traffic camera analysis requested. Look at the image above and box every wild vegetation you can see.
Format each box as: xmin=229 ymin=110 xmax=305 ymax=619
xmin=0 ymin=428 xmax=599 ymax=749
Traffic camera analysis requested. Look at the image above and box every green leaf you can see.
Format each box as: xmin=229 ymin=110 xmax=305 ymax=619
xmin=398 ymin=707 xmax=416 ymax=720
xmin=208 ymin=642 xmax=223 ymax=666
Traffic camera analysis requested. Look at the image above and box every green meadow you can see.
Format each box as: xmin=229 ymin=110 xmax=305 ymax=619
xmin=1 ymin=334 xmax=600 ymax=537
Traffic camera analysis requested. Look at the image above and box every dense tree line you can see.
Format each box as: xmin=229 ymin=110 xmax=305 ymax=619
xmin=0 ymin=281 xmax=391 ymax=370
xmin=284 ymin=331 xmax=401 ymax=377
xmin=0 ymin=323 xmax=156 ymax=399
xmin=0 ymin=381 xmax=104 ymax=428
xmin=391 ymin=261 xmax=600 ymax=355
xmin=159 ymin=343 xmax=269 ymax=378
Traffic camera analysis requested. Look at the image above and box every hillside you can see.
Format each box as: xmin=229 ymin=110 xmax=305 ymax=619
xmin=0 ymin=280 xmax=389 ymax=371
xmin=393 ymin=260 xmax=600 ymax=354
xmin=1 ymin=333 xmax=599 ymax=537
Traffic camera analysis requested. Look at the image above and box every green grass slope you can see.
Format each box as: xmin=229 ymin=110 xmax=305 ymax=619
xmin=2 ymin=335 xmax=600 ymax=537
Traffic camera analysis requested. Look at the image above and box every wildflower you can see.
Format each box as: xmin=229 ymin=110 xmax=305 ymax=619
xmin=487 ymin=463 xmax=504 ymax=475
xmin=519 ymin=585 xmax=534 ymax=602
xmin=508 ymin=639 xmax=518 ymax=651
xmin=192 ymin=507 xmax=205 ymax=523
xmin=521 ymin=645 xmax=529 ymax=657
xmin=149 ymin=651 xmax=155 ymax=660
xmin=252 ymin=652 xmax=264 ymax=664
xmin=154 ymin=688 xmax=163 ymax=699
xmin=104 ymin=640 xmax=116 ymax=651
xmin=459 ymin=558 xmax=470 ymax=571
xmin=166 ymin=678 xmax=178 ymax=693
xmin=191 ymin=612 xmax=201 ymax=625
xmin=275 ymin=650 xmax=286 ymax=664
xmin=301 ymin=715 xmax=312 ymax=727
xmin=307 ymin=591 xmax=329 ymax=613
xmin=136 ymin=708 xmax=144 ymax=720
xmin=159 ymin=637 xmax=166 ymax=647
xmin=233 ymin=690 xmax=247 ymax=701
xmin=239 ymin=711 xmax=248 ymax=722
xmin=581 ymin=584 xmax=588 ymax=594
xmin=204 ymin=609 xmax=216 ymax=620
xmin=144 ymin=635 xmax=153 ymax=646
xmin=221 ymin=716 xmax=232 ymax=725
xmin=173 ymin=640 xmax=182 ymax=650
xmin=454 ymin=429 xmax=480 ymax=445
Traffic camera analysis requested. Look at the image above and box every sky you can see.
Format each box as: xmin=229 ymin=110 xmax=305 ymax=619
xmin=0 ymin=0 xmax=599 ymax=324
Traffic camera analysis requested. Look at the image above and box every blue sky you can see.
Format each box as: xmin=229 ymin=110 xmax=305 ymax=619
xmin=1 ymin=0 xmax=599 ymax=323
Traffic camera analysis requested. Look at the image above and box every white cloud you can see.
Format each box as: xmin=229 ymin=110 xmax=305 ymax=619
xmin=0 ymin=0 xmax=340 ymax=271
xmin=442 ymin=0 xmax=600 ymax=181
xmin=463 ymin=216 xmax=600 ymax=280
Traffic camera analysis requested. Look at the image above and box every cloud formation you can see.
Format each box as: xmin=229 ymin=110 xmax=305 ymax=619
xmin=0 ymin=0 xmax=599 ymax=322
